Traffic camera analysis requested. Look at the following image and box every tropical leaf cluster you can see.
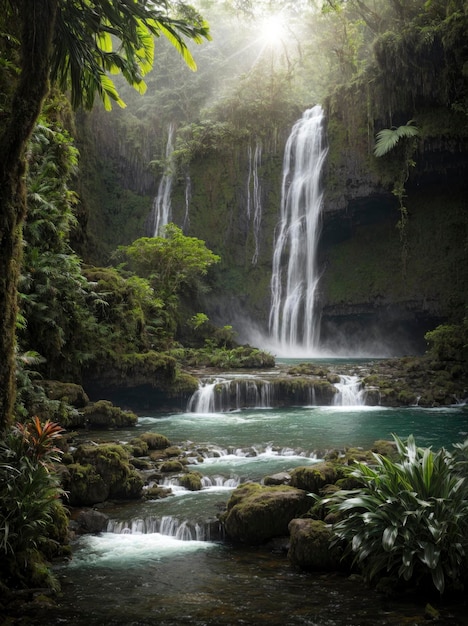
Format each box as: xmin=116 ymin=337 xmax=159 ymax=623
xmin=373 ymin=122 xmax=419 ymax=157
xmin=323 ymin=435 xmax=468 ymax=594
xmin=0 ymin=417 xmax=66 ymax=587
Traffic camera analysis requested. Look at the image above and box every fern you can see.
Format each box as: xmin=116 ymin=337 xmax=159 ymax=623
xmin=373 ymin=121 xmax=419 ymax=157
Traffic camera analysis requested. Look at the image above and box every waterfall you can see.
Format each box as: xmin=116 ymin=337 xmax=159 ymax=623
xmin=151 ymin=123 xmax=175 ymax=237
xmin=107 ymin=516 xmax=222 ymax=541
xmin=269 ymin=105 xmax=328 ymax=354
xmin=247 ymin=141 xmax=263 ymax=265
xmin=183 ymin=173 xmax=191 ymax=232
xmin=187 ymin=378 xmax=274 ymax=413
xmin=334 ymin=375 xmax=366 ymax=406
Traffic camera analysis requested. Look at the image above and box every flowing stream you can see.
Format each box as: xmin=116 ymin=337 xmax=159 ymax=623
xmin=46 ymin=369 xmax=468 ymax=626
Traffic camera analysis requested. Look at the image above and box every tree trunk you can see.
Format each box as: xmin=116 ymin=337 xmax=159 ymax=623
xmin=0 ymin=0 xmax=58 ymax=429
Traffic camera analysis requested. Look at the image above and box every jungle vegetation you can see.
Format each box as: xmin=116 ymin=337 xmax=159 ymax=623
xmin=0 ymin=0 xmax=467 ymax=594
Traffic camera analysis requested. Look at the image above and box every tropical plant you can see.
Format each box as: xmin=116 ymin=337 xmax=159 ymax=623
xmin=0 ymin=417 xmax=66 ymax=588
xmin=19 ymin=116 xmax=101 ymax=380
xmin=373 ymin=122 xmax=419 ymax=158
xmin=322 ymin=435 xmax=468 ymax=594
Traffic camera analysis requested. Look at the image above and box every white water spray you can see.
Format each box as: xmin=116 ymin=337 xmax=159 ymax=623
xmin=152 ymin=123 xmax=175 ymax=236
xmin=269 ymin=105 xmax=327 ymax=355
xmin=333 ymin=375 xmax=366 ymax=406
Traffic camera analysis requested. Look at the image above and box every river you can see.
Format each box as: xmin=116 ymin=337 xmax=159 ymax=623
xmin=36 ymin=391 xmax=468 ymax=626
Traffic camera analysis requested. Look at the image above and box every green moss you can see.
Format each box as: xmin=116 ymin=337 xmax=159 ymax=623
xmin=179 ymin=472 xmax=203 ymax=491
xmin=159 ymin=460 xmax=185 ymax=473
xmin=290 ymin=463 xmax=337 ymax=494
xmin=139 ymin=432 xmax=170 ymax=450
xmin=83 ymin=400 xmax=138 ymax=428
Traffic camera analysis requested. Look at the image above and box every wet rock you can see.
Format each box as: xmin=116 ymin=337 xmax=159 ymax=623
xmin=263 ymin=472 xmax=291 ymax=486
xmin=288 ymin=518 xmax=341 ymax=571
xmin=75 ymin=509 xmax=109 ymax=534
xmin=221 ymin=483 xmax=312 ymax=544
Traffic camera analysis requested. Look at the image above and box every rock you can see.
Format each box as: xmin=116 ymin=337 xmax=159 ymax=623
xmin=159 ymin=460 xmax=185 ymax=473
xmin=75 ymin=509 xmax=109 ymax=534
xmin=179 ymin=472 xmax=203 ymax=491
xmin=288 ymin=518 xmax=341 ymax=571
xmin=42 ymin=380 xmax=90 ymax=408
xmin=222 ymin=483 xmax=312 ymax=544
xmin=139 ymin=432 xmax=171 ymax=450
xmin=65 ymin=443 xmax=144 ymax=505
xmin=83 ymin=400 xmax=138 ymax=429
xmin=290 ymin=462 xmax=337 ymax=494
xmin=64 ymin=463 xmax=109 ymax=506
xmin=263 ymin=472 xmax=291 ymax=486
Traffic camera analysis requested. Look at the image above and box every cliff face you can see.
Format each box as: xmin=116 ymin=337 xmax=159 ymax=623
xmin=316 ymin=105 xmax=468 ymax=355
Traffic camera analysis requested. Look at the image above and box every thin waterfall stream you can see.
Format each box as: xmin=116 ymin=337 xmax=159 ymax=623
xmin=151 ymin=122 xmax=175 ymax=236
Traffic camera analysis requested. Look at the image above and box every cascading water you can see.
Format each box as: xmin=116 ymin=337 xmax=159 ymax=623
xmin=187 ymin=378 xmax=274 ymax=413
xmin=151 ymin=123 xmax=175 ymax=236
xmin=247 ymin=141 xmax=263 ymax=265
xmin=333 ymin=375 xmax=366 ymax=406
xmin=269 ymin=105 xmax=328 ymax=355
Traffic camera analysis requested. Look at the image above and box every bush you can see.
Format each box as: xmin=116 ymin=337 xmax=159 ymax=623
xmin=0 ymin=418 xmax=66 ymax=589
xmin=322 ymin=435 xmax=468 ymax=594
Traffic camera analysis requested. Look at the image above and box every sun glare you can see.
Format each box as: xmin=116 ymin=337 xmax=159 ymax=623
xmin=259 ymin=14 xmax=286 ymax=46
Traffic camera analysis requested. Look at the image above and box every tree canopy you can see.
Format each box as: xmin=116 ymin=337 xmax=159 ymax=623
xmin=0 ymin=0 xmax=210 ymax=429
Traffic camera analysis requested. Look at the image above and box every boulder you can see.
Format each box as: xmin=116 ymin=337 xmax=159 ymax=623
xmin=290 ymin=462 xmax=337 ymax=494
xmin=222 ymin=483 xmax=312 ymax=544
xmin=42 ymin=380 xmax=89 ymax=408
xmin=288 ymin=518 xmax=341 ymax=571
xmin=75 ymin=509 xmax=109 ymax=534
xmin=83 ymin=400 xmax=138 ymax=429
xmin=263 ymin=472 xmax=291 ymax=486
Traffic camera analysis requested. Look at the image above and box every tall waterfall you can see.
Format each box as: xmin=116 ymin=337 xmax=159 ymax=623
xmin=151 ymin=123 xmax=175 ymax=237
xmin=269 ymin=105 xmax=327 ymax=355
xmin=246 ymin=141 xmax=263 ymax=265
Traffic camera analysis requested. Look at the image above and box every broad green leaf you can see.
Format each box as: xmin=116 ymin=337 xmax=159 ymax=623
xmin=382 ymin=525 xmax=398 ymax=551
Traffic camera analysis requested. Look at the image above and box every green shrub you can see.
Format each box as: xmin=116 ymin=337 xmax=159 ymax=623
xmin=0 ymin=418 xmax=66 ymax=589
xmin=322 ymin=435 xmax=468 ymax=594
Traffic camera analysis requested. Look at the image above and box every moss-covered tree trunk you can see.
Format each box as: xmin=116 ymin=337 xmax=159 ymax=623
xmin=0 ymin=0 xmax=58 ymax=429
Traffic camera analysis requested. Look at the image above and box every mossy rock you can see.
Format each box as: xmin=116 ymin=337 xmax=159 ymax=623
xmin=83 ymin=400 xmax=138 ymax=428
xmin=159 ymin=460 xmax=185 ymax=473
xmin=127 ymin=438 xmax=149 ymax=457
xmin=289 ymin=463 xmax=337 ymax=494
xmin=164 ymin=445 xmax=182 ymax=457
xmin=130 ymin=457 xmax=153 ymax=470
xmin=144 ymin=486 xmax=172 ymax=499
xmin=41 ymin=380 xmax=90 ymax=408
xmin=63 ymin=462 xmax=109 ymax=506
xmin=288 ymin=519 xmax=342 ymax=571
xmin=222 ymin=483 xmax=312 ymax=544
xmin=73 ymin=443 xmax=143 ymax=501
xmin=139 ymin=432 xmax=171 ymax=450
xmin=179 ymin=472 xmax=203 ymax=491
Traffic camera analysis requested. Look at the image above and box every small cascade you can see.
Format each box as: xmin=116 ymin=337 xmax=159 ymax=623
xmin=269 ymin=105 xmax=328 ymax=354
xmin=107 ymin=515 xmax=222 ymax=541
xmin=334 ymin=375 xmax=366 ymax=406
xmin=151 ymin=123 xmax=175 ymax=237
xmin=187 ymin=378 xmax=274 ymax=413
xmin=246 ymin=141 xmax=263 ymax=265
xmin=200 ymin=475 xmax=241 ymax=489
